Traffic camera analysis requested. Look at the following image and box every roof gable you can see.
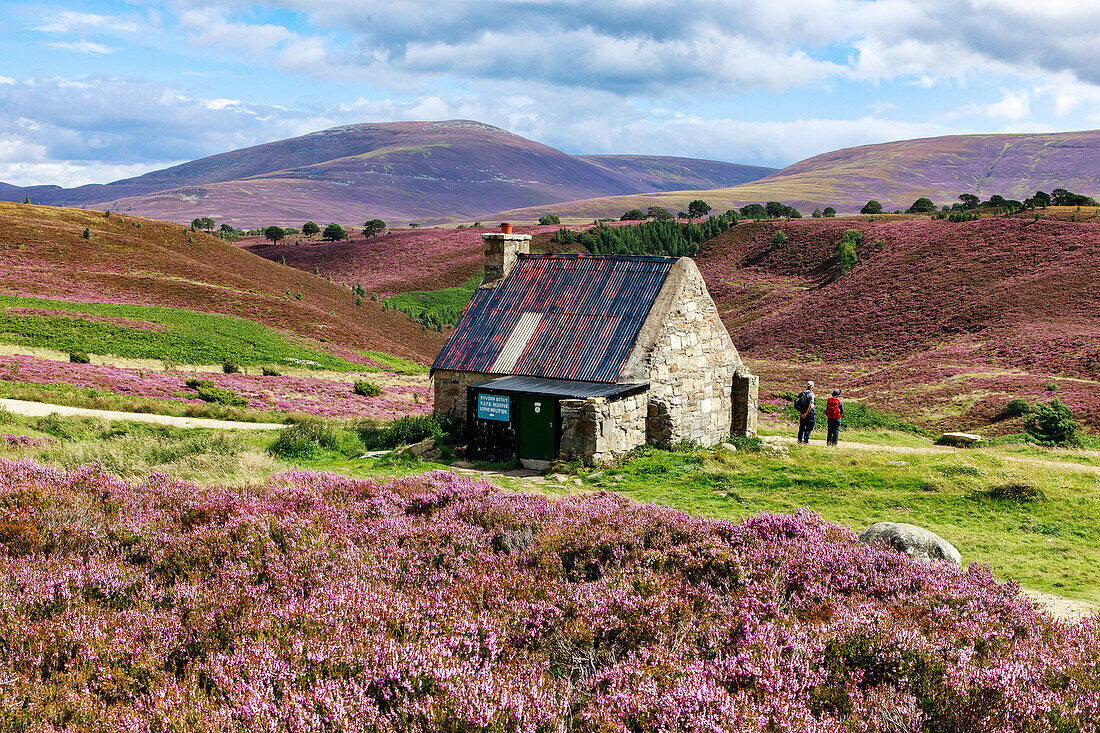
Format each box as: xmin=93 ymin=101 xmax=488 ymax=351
xmin=432 ymin=253 xmax=674 ymax=382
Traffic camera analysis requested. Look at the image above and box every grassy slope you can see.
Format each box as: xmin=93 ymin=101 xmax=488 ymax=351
xmin=704 ymin=215 xmax=1100 ymax=430
xmin=0 ymin=293 xmax=358 ymax=369
xmin=382 ymin=274 xmax=482 ymax=328
xmin=0 ymin=201 xmax=443 ymax=362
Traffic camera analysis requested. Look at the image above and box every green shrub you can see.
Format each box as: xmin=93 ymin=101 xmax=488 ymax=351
xmin=69 ymin=351 xmax=90 ymax=364
xmin=357 ymin=415 xmax=442 ymax=449
xmin=985 ymin=482 xmax=1046 ymax=503
xmin=1025 ymin=399 xmax=1081 ymax=447
xmin=222 ymin=361 xmax=240 ymax=374
xmin=32 ymin=414 xmax=98 ymax=441
xmin=184 ymin=379 xmax=248 ymax=408
xmin=353 ymin=380 xmax=382 ymax=397
xmin=261 ymin=366 xmax=281 ymax=377
xmin=772 ymin=230 xmax=788 ymax=246
xmin=269 ymin=419 xmax=342 ymax=460
xmin=1001 ymin=398 xmax=1031 ymax=419
xmin=832 ymin=230 xmax=861 ymax=277
xmin=538 ymin=214 xmax=561 ymax=225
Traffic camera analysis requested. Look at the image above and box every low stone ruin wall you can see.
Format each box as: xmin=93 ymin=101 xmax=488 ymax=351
xmin=558 ymin=393 xmax=647 ymax=465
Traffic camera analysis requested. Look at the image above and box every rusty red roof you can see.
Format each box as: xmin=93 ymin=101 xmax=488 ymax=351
xmin=432 ymin=253 xmax=674 ymax=382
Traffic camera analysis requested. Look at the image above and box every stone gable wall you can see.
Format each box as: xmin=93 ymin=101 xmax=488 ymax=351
xmin=639 ymin=260 xmax=757 ymax=444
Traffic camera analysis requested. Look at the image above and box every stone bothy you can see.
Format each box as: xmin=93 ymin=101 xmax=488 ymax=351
xmin=431 ymin=230 xmax=758 ymax=467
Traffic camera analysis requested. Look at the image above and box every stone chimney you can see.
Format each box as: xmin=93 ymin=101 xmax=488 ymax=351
xmin=481 ymin=227 xmax=531 ymax=286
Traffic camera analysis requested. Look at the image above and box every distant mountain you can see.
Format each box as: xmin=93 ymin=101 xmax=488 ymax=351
xmin=486 ymin=129 xmax=1100 ymax=220
xmin=0 ymin=121 xmax=773 ymax=225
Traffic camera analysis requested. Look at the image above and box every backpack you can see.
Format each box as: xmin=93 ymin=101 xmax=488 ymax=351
xmin=794 ymin=390 xmax=811 ymax=413
xmin=826 ymin=397 xmax=841 ymax=420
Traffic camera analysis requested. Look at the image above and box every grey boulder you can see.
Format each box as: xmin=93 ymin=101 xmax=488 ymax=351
xmin=859 ymin=522 xmax=962 ymax=565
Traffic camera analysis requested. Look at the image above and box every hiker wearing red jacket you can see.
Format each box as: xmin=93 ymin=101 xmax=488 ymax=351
xmin=826 ymin=389 xmax=844 ymax=446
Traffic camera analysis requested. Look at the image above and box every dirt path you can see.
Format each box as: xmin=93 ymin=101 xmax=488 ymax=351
xmin=1020 ymin=590 xmax=1099 ymax=624
xmin=767 ymin=435 xmax=1100 ymax=476
xmin=0 ymin=398 xmax=286 ymax=431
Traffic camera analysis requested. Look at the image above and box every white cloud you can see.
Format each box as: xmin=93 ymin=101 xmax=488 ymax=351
xmin=46 ymin=41 xmax=115 ymax=54
xmin=179 ymin=8 xmax=295 ymax=58
xmin=278 ymin=37 xmax=332 ymax=75
xmin=0 ymin=135 xmax=169 ymax=188
xmin=0 ymin=75 xmax=328 ymax=186
xmin=34 ymin=11 xmax=138 ymax=34
xmin=986 ymin=89 xmax=1031 ymax=120
xmin=152 ymin=1 xmax=1100 ymax=102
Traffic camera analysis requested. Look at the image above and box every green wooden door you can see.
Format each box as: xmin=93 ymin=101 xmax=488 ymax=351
xmin=518 ymin=396 xmax=555 ymax=462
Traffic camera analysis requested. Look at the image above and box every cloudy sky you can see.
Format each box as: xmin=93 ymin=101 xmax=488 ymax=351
xmin=4 ymin=0 xmax=1100 ymax=187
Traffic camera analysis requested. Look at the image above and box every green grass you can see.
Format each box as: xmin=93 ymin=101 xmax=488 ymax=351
xmin=758 ymin=425 xmax=934 ymax=448
xmin=780 ymin=397 xmax=929 ymax=436
xmin=0 ymin=293 xmax=358 ymax=369
xmin=382 ymin=274 xmax=480 ymax=329
xmin=357 ymin=350 xmax=429 ymax=374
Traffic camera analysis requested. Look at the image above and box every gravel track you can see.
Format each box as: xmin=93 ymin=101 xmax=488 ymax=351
xmin=0 ymin=398 xmax=285 ymax=430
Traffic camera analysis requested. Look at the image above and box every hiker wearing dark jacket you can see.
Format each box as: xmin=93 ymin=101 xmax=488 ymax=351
xmin=795 ymin=381 xmax=815 ymax=444
xmin=826 ymin=389 xmax=844 ymax=446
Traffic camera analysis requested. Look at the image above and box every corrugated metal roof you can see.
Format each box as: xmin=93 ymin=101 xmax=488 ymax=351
xmin=471 ymin=376 xmax=649 ymax=399
xmin=432 ymin=253 xmax=674 ymax=382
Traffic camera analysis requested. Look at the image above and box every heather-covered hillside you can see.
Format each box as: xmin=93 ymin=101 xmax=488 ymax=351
xmin=697 ymin=215 xmax=1100 ymax=430
xmin=0 ymin=201 xmax=443 ymax=361
xmin=703 ymin=217 xmax=1100 ymax=373
xmin=1 ymin=459 xmax=1096 ymax=730
xmin=0 ymin=121 xmax=772 ymax=225
xmin=244 ymin=223 xmax=573 ymax=296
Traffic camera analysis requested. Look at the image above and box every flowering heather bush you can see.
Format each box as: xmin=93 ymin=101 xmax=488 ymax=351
xmin=0 ymin=432 xmax=56 ymax=449
xmin=0 ymin=458 xmax=1096 ymax=731
xmin=0 ymin=355 xmax=432 ymax=420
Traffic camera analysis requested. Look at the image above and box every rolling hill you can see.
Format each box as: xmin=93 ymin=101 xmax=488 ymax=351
xmin=0 ymin=201 xmax=442 ymax=362
xmin=0 ymin=121 xmax=773 ymax=226
xmin=486 ymin=129 xmax=1100 ymax=221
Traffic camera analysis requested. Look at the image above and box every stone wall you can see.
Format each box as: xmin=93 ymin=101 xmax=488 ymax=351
xmin=432 ymin=369 xmax=505 ymax=422
xmin=732 ymin=369 xmax=760 ymax=438
xmin=559 ymin=392 xmax=648 ymax=465
xmin=624 ymin=258 xmax=757 ymax=444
